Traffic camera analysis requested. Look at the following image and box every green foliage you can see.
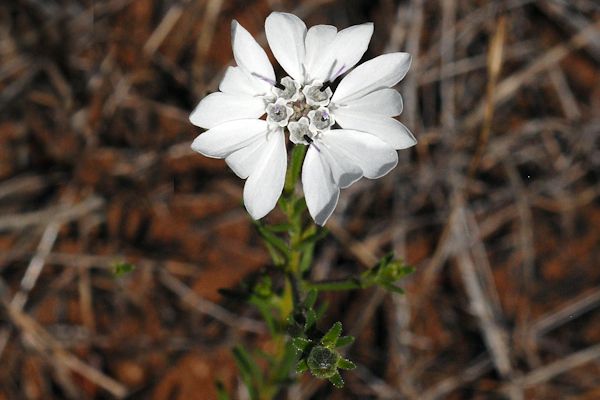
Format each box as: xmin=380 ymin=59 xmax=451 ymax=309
xmin=112 ymin=261 xmax=135 ymax=277
xmin=215 ymin=381 xmax=230 ymax=400
xmin=290 ymin=320 xmax=357 ymax=388
xmin=232 ymin=346 xmax=261 ymax=400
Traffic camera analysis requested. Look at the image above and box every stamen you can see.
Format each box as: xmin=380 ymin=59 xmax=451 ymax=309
xmin=319 ymin=81 xmax=331 ymax=92
xmin=330 ymin=64 xmax=347 ymax=81
xmin=251 ymin=72 xmax=276 ymax=86
xmin=274 ymin=82 xmax=285 ymax=90
xmin=303 ymin=134 xmax=313 ymax=144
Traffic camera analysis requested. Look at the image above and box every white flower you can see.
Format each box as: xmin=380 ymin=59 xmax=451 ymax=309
xmin=264 ymin=12 xmax=416 ymax=225
xmin=189 ymin=20 xmax=287 ymax=220
xmin=189 ymin=12 xmax=415 ymax=225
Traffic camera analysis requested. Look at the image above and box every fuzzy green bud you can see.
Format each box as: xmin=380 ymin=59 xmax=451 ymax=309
xmin=307 ymin=345 xmax=340 ymax=379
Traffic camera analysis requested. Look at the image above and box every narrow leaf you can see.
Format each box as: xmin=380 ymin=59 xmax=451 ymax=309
xmin=328 ymin=371 xmax=344 ymax=388
xmin=215 ymin=381 xmax=230 ymax=400
xmin=384 ymin=284 xmax=405 ymax=294
xmin=321 ymin=322 xmax=343 ymax=347
xmin=291 ymin=337 xmax=311 ymax=353
xmin=335 ymin=336 xmax=355 ymax=348
xmin=304 ymin=309 xmax=317 ymax=331
xmin=304 ymin=289 xmax=318 ymax=308
xmin=296 ymin=359 xmax=308 ymax=374
xmin=337 ymin=358 xmax=356 ymax=370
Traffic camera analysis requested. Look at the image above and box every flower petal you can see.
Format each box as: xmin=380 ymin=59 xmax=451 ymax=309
xmin=231 ymin=20 xmax=275 ymax=92
xmin=191 ymin=119 xmax=268 ymax=158
xmin=304 ymin=25 xmax=337 ymax=81
xmin=331 ymin=52 xmax=411 ymax=104
xmin=219 ymin=66 xmax=269 ymax=97
xmin=333 ymin=109 xmax=416 ymax=150
xmin=319 ymin=143 xmax=362 ymax=188
xmin=265 ymin=12 xmax=307 ymax=83
xmin=337 ymin=88 xmax=403 ymax=117
xmin=225 ymin=134 xmax=267 ymax=178
xmin=308 ymin=23 xmax=374 ymax=83
xmin=189 ymin=92 xmax=265 ymax=129
xmin=243 ymin=130 xmax=287 ymax=219
xmin=302 ymin=145 xmax=340 ymax=226
xmin=321 ymin=129 xmax=398 ymax=179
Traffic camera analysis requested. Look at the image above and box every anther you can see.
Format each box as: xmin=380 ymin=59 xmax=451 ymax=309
xmin=319 ymin=81 xmax=331 ymax=92
xmin=303 ymin=134 xmax=313 ymax=144
xmin=274 ymin=82 xmax=285 ymax=90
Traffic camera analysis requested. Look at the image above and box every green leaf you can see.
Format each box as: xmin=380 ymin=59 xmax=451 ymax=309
xmin=304 ymin=289 xmax=318 ymax=308
xmin=112 ymin=261 xmax=135 ymax=277
xmin=304 ymin=309 xmax=317 ymax=331
xmin=298 ymin=241 xmax=315 ymax=273
xmin=215 ymin=380 xmax=230 ymax=400
xmin=255 ymin=224 xmax=289 ymax=256
xmin=296 ymin=359 xmax=308 ymax=374
xmin=384 ymin=284 xmax=405 ymax=294
xmin=315 ymin=301 xmax=328 ymax=321
xmin=328 ymin=371 xmax=344 ymax=388
xmin=232 ymin=346 xmax=261 ymax=398
xmin=273 ymin=341 xmax=299 ymax=384
xmin=291 ymin=337 xmax=311 ymax=353
xmin=249 ymin=297 xmax=277 ymax=335
xmin=299 ymin=227 xmax=328 ymax=247
xmin=292 ymin=196 xmax=307 ymax=216
xmin=265 ymin=223 xmax=292 ymax=233
xmin=321 ymin=322 xmax=343 ymax=348
xmin=263 ymin=242 xmax=286 ymax=267
xmin=337 ymin=358 xmax=357 ymax=370
xmin=335 ymin=336 xmax=355 ymax=348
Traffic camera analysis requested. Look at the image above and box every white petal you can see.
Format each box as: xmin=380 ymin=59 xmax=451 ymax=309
xmin=333 ymin=109 xmax=416 ymax=150
xmin=219 ymin=66 xmax=269 ymax=97
xmin=225 ymin=135 xmax=266 ymax=178
xmin=191 ymin=119 xmax=268 ymax=158
xmin=337 ymin=88 xmax=403 ymax=117
xmin=318 ymin=142 xmax=362 ymax=188
xmin=189 ymin=92 xmax=265 ymax=129
xmin=304 ymin=25 xmax=337 ymax=80
xmin=302 ymin=145 xmax=340 ymax=226
xmin=321 ymin=129 xmax=398 ymax=179
xmin=243 ymin=130 xmax=287 ymax=219
xmin=331 ymin=52 xmax=411 ymax=104
xmin=231 ymin=20 xmax=275 ymax=92
xmin=265 ymin=12 xmax=307 ymax=83
xmin=309 ymin=23 xmax=374 ymax=83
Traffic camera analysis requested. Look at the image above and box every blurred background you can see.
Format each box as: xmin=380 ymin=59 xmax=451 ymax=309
xmin=0 ymin=0 xmax=599 ymax=399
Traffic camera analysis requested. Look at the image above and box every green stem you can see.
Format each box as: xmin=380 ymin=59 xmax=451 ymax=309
xmin=304 ymin=278 xmax=368 ymax=292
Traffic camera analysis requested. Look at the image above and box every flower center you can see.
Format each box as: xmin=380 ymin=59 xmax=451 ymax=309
xmin=268 ymin=77 xmax=334 ymax=144
xmin=310 ymin=108 xmax=332 ymax=130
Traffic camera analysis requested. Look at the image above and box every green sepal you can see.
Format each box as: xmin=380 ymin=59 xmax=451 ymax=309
xmin=321 ymin=322 xmax=343 ymax=348
xmin=337 ymin=358 xmax=356 ymax=370
xmin=328 ymin=371 xmax=344 ymax=388
xmin=296 ymin=359 xmax=309 ymax=374
xmin=291 ymin=337 xmax=311 ymax=353
xmin=335 ymin=335 xmax=355 ymax=348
